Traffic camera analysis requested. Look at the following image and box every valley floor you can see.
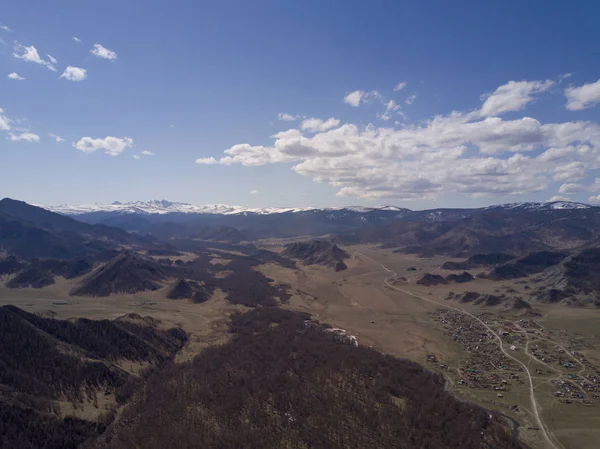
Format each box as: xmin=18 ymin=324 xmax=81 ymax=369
xmin=2 ymin=244 xmax=600 ymax=448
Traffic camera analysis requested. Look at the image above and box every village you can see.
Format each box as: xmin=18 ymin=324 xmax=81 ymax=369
xmin=427 ymin=309 xmax=600 ymax=406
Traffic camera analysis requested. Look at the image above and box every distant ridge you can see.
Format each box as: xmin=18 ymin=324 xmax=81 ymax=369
xmin=41 ymin=199 xmax=592 ymax=217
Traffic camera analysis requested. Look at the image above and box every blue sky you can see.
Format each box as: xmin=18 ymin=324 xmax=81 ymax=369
xmin=1 ymin=0 xmax=600 ymax=209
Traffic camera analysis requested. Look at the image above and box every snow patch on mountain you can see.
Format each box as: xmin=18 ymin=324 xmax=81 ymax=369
xmin=42 ymin=200 xmax=318 ymax=216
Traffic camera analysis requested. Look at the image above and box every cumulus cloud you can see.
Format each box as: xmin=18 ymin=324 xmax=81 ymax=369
xmin=91 ymin=43 xmax=117 ymax=60
xmin=393 ymin=82 xmax=407 ymax=92
xmin=552 ymin=161 xmax=585 ymax=182
xmin=195 ymin=157 xmax=218 ymax=165
xmin=344 ymin=90 xmax=365 ymax=107
xmin=47 ymin=54 xmax=57 ymax=64
xmin=140 ymin=150 xmax=154 ymax=156
xmin=564 ymin=79 xmax=600 ymax=111
xmin=558 ymin=183 xmax=587 ymax=194
xmin=59 ymin=66 xmax=87 ymax=82
xmin=201 ymin=78 xmax=600 ymax=201
xmin=133 ymin=155 xmax=141 ymax=160
xmin=8 ymin=132 xmax=40 ymax=142
xmin=249 ymin=189 xmax=259 ymax=194
xmin=74 ymin=136 xmax=134 ymax=156
xmin=548 ymin=195 xmax=572 ymax=202
xmin=588 ymin=195 xmax=600 ymax=203
xmin=0 ymin=25 xmax=12 ymax=32
xmin=278 ymin=113 xmax=303 ymax=121
xmin=48 ymin=133 xmax=65 ymax=142
xmin=300 ymin=117 xmax=340 ymax=132
xmin=7 ymin=72 xmax=24 ymax=80
xmin=73 ymin=36 xmax=82 ymax=43
xmin=479 ymin=80 xmax=554 ymax=117
xmin=344 ymin=90 xmax=387 ymax=110
xmin=13 ymin=43 xmax=57 ymax=71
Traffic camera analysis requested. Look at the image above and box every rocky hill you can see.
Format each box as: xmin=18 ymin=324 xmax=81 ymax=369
xmin=533 ymin=248 xmax=600 ymax=305
xmin=283 ymin=240 xmax=350 ymax=271
xmin=482 ymin=251 xmax=567 ymax=280
xmin=445 ymin=271 xmax=474 ymax=283
xmin=416 ymin=273 xmax=449 ymax=286
xmin=167 ymin=279 xmax=212 ymax=303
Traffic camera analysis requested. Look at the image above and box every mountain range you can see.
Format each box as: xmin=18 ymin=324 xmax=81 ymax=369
xmin=43 ymin=199 xmax=592 ymax=217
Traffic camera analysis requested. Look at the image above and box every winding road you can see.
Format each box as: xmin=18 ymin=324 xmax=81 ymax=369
xmin=355 ymin=251 xmax=563 ymax=449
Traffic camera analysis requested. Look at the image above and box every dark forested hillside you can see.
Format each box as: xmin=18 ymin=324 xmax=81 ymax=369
xmin=0 ymin=198 xmax=174 ymax=260
xmin=105 ymin=308 xmax=523 ymax=449
xmin=0 ymin=306 xmax=187 ymax=449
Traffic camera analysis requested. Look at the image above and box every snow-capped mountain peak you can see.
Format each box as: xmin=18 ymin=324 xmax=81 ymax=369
xmin=39 ymin=199 xmax=594 ymax=217
xmin=489 ymin=201 xmax=592 ymax=212
xmin=41 ymin=200 xmax=320 ymax=216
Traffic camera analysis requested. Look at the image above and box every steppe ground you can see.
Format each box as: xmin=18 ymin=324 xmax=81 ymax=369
xmin=2 ymin=244 xmax=600 ymax=449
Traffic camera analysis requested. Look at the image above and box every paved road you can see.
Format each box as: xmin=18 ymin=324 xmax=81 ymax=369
xmin=356 ymin=251 xmax=563 ymax=449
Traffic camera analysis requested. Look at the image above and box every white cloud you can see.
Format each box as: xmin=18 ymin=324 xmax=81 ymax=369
xmin=378 ymin=100 xmax=402 ymax=121
xmin=7 ymin=72 xmax=25 ymax=80
xmin=558 ymin=183 xmax=587 ymax=194
xmin=48 ymin=133 xmax=65 ymax=142
xmin=0 ymin=25 xmax=11 ymax=32
xmin=558 ymin=73 xmax=572 ymax=83
xmin=480 ymin=80 xmax=554 ymax=117
xmin=140 ymin=150 xmax=154 ymax=156
xmin=8 ymin=132 xmax=40 ymax=142
xmin=300 ymin=117 xmax=340 ymax=132
xmin=393 ymin=82 xmax=407 ymax=92
xmin=59 ymin=66 xmax=87 ymax=82
xmin=564 ymin=79 xmax=600 ymax=111
xmin=278 ymin=113 xmax=302 ymax=121
xmin=73 ymin=36 xmax=82 ymax=43
xmin=552 ymin=161 xmax=585 ymax=182
xmin=47 ymin=54 xmax=57 ymax=64
xmin=195 ymin=157 xmax=218 ymax=165
xmin=74 ymin=136 xmax=134 ymax=156
xmin=0 ymin=108 xmax=10 ymax=130
xmin=13 ymin=43 xmax=57 ymax=71
xmin=548 ymin=195 xmax=572 ymax=202
xmin=344 ymin=90 xmax=364 ymax=107
xmin=204 ymin=78 xmax=600 ymax=201
xmin=133 ymin=155 xmax=141 ymax=160
xmin=249 ymin=189 xmax=259 ymax=194
xmin=404 ymin=93 xmax=417 ymax=105
xmin=344 ymin=90 xmax=383 ymax=107
xmin=91 ymin=43 xmax=117 ymax=60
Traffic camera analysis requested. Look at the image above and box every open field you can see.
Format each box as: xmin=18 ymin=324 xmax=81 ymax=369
xmin=0 ymin=279 xmax=243 ymax=364
xmin=2 ymin=244 xmax=600 ymax=448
